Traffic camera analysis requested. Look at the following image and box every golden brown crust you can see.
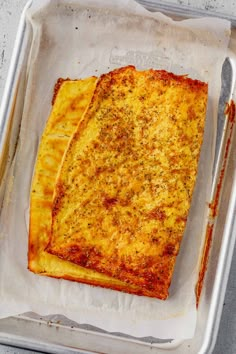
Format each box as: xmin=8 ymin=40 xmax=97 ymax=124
xmin=52 ymin=78 xmax=69 ymax=105
xmin=47 ymin=66 xmax=208 ymax=300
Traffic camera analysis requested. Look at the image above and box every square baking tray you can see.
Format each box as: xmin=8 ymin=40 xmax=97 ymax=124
xmin=0 ymin=1 xmax=236 ymax=353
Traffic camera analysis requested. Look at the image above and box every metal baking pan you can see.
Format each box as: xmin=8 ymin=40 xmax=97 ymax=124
xmin=0 ymin=1 xmax=236 ymax=353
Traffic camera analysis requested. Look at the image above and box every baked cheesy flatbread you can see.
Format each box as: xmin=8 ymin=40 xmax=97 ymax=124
xmin=45 ymin=66 xmax=208 ymax=300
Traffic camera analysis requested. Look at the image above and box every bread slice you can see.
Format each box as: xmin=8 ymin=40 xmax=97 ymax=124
xmin=46 ymin=66 xmax=208 ymax=299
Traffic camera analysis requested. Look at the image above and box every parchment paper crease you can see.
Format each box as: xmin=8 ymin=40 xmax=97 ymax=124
xmin=0 ymin=0 xmax=231 ymax=340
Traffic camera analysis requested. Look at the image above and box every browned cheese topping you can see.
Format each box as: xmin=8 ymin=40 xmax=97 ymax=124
xmin=46 ymin=66 xmax=208 ymax=299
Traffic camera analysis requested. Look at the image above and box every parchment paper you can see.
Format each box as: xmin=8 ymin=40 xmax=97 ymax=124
xmin=0 ymin=0 xmax=231 ymax=341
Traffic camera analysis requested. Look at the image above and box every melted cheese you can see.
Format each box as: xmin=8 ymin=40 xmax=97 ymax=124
xmin=46 ymin=66 xmax=208 ymax=299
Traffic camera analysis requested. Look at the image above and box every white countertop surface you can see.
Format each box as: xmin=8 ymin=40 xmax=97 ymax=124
xmin=0 ymin=0 xmax=236 ymax=353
